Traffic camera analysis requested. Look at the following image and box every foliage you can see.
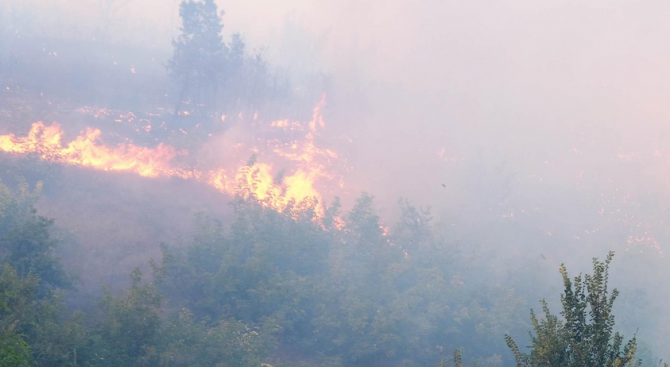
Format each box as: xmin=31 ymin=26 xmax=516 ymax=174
xmin=167 ymin=0 xmax=291 ymax=119
xmin=0 ymin=263 xmax=86 ymax=367
xmin=167 ymin=0 xmax=226 ymax=117
xmin=153 ymin=182 xmax=526 ymax=367
xmin=0 ymin=179 xmax=71 ymax=291
xmin=82 ymin=268 xmax=162 ymax=367
xmin=506 ymin=252 xmax=640 ymax=367
xmin=0 ymin=264 xmax=33 ymax=367
xmin=158 ymin=309 xmax=277 ymax=367
xmin=0 ymin=175 xmax=663 ymax=367
xmin=0 ymin=333 xmax=31 ymax=367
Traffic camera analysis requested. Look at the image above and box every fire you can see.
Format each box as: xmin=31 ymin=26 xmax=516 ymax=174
xmin=0 ymin=121 xmax=188 ymax=179
xmin=283 ymin=168 xmax=324 ymax=205
xmin=0 ymin=97 xmax=345 ymax=219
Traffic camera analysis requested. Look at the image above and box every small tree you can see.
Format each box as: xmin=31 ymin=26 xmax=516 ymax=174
xmin=87 ymin=268 xmax=162 ymax=366
xmin=506 ymin=252 xmax=640 ymax=367
xmin=0 ymin=264 xmax=34 ymax=367
xmin=0 ymin=180 xmax=71 ymax=292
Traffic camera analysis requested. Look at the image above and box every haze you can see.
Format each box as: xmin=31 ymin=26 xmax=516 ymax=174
xmin=1 ymin=0 xmax=669 ymax=366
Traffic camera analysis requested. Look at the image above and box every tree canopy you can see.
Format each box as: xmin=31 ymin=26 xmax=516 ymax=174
xmin=506 ymin=253 xmax=642 ymax=367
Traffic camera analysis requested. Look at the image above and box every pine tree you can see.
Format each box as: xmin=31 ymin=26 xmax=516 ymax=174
xmin=167 ymin=0 xmax=227 ymax=117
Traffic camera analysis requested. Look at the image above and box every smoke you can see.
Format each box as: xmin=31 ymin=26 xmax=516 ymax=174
xmin=3 ymin=0 xmax=670 ymax=358
xmin=221 ymin=0 xmax=670 ymax=355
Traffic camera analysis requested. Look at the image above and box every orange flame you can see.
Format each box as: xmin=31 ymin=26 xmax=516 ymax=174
xmin=0 ymin=98 xmax=342 ymax=219
xmin=0 ymin=122 xmax=188 ymax=179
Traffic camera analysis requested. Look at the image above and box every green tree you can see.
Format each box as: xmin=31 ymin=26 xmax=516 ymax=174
xmin=506 ymin=252 xmax=639 ymax=367
xmin=85 ymin=268 xmax=162 ymax=367
xmin=0 ymin=180 xmax=85 ymax=366
xmin=167 ymin=0 xmax=227 ymax=117
xmin=0 ymin=180 xmax=71 ymax=291
xmin=158 ymin=309 xmax=277 ymax=367
xmin=0 ymin=334 xmax=31 ymax=367
xmin=0 ymin=263 xmax=85 ymax=367
xmin=154 ymin=192 xmax=527 ymax=367
xmin=0 ymin=264 xmax=34 ymax=367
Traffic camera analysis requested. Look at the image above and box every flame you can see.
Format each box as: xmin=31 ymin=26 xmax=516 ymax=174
xmin=0 ymin=121 xmax=188 ymax=179
xmin=0 ymin=97 xmax=344 ymax=219
xmin=283 ymin=168 xmax=324 ymax=205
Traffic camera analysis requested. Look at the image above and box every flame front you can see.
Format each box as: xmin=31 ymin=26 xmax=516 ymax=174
xmin=0 ymin=99 xmax=344 ymax=219
xmin=0 ymin=121 xmax=188 ymax=179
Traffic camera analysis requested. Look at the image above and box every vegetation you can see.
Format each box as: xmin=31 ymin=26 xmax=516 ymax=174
xmin=505 ymin=253 xmax=643 ymax=367
xmin=0 ymin=179 xmax=278 ymax=367
xmin=0 ymin=180 xmax=70 ymax=292
xmin=0 ymin=174 xmax=663 ymax=367
xmin=167 ymin=0 xmax=291 ymax=120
